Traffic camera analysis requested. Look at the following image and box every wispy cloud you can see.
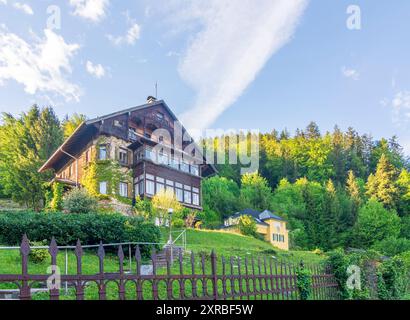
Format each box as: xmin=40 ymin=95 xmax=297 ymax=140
xmin=158 ymin=0 xmax=308 ymax=131
xmin=86 ymin=60 xmax=105 ymax=79
xmin=341 ymin=66 xmax=360 ymax=80
xmin=107 ymin=23 xmax=141 ymax=46
xmin=69 ymin=0 xmax=109 ymax=23
xmin=0 ymin=25 xmax=81 ymax=102
xmin=382 ymin=91 xmax=410 ymax=126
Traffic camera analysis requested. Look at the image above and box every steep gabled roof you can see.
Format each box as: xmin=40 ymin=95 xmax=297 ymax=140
xmin=39 ymin=99 xmax=217 ymax=176
xmin=85 ymin=100 xmax=177 ymax=125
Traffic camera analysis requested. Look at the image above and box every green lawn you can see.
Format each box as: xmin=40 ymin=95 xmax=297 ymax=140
xmin=0 ymin=228 xmax=327 ymax=300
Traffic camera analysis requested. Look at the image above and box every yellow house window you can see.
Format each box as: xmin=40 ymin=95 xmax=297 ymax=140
xmin=273 ymin=234 xmax=285 ymax=242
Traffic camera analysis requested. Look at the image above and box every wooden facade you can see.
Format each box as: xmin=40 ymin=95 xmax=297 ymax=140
xmin=39 ymin=98 xmax=216 ymax=210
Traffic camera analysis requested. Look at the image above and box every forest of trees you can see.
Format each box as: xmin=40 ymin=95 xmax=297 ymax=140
xmin=1 ymin=106 xmax=410 ymax=254
xmin=201 ymin=122 xmax=410 ymax=253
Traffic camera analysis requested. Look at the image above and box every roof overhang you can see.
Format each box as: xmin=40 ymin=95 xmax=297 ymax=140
xmin=38 ymin=122 xmax=97 ymax=173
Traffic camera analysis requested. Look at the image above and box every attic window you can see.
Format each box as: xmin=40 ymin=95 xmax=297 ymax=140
xmin=156 ymin=112 xmax=164 ymax=120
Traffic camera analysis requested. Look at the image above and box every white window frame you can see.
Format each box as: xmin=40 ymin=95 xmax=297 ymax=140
xmin=146 ymin=180 xmax=155 ymax=195
xmin=119 ymin=182 xmax=128 ymax=198
xmin=175 ymin=188 xmax=183 ymax=202
xmin=99 ymin=181 xmax=108 ymax=195
xmin=192 ymin=193 xmax=200 ymax=206
xmin=184 ymin=190 xmax=192 ymax=204
xmin=99 ymin=145 xmax=107 ymax=160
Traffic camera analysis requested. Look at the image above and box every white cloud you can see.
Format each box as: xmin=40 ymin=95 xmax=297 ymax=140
xmin=86 ymin=60 xmax=105 ymax=79
xmin=13 ymin=2 xmax=33 ymax=15
xmin=0 ymin=26 xmax=81 ymax=102
xmin=383 ymin=91 xmax=410 ymax=126
xmin=341 ymin=66 xmax=360 ymax=80
xmin=107 ymin=23 xmax=141 ymax=46
xmin=160 ymin=0 xmax=308 ymax=131
xmin=69 ymin=0 xmax=109 ymax=22
xmin=0 ymin=0 xmax=7 ymax=6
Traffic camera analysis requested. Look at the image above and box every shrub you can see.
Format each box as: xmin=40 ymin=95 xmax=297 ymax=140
xmin=353 ymin=199 xmax=401 ymax=247
xmin=0 ymin=211 xmax=161 ymax=258
xmin=172 ymin=218 xmax=185 ymax=229
xmin=63 ymin=188 xmax=98 ymax=213
xmin=29 ymin=240 xmax=49 ymax=264
xmin=372 ymin=237 xmax=410 ymax=256
xmin=312 ymin=248 xmax=324 ymax=255
xmin=238 ymin=215 xmax=257 ymax=237
xmin=50 ymin=183 xmax=63 ymax=212
xmin=296 ymin=264 xmax=312 ymax=300
xmin=377 ymin=257 xmax=408 ymax=300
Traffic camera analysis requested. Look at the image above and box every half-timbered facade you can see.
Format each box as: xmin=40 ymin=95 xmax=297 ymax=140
xmin=39 ymin=97 xmax=216 ymax=210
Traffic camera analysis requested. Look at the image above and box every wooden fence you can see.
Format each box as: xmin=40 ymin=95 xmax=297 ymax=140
xmin=0 ymin=235 xmax=340 ymax=300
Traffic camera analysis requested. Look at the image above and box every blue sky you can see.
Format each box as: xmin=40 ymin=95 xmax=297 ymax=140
xmin=1 ymin=0 xmax=410 ymax=154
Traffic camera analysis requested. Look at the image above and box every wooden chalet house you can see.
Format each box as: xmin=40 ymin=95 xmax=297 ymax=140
xmin=39 ymin=97 xmax=216 ymax=211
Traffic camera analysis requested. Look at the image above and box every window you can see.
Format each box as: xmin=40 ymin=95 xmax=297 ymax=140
xmin=85 ymin=149 xmax=89 ymax=163
xmin=146 ymin=180 xmax=155 ymax=195
xmin=193 ymin=187 xmax=199 ymax=193
xmin=190 ymin=165 xmax=199 ymax=176
xmin=119 ymin=149 xmax=128 ymax=164
xmin=138 ymin=181 xmax=144 ymax=195
xmin=170 ymin=157 xmax=180 ymax=170
xmin=192 ymin=193 xmax=200 ymax=206
xmin=68 ymin=165 xmax=72 ymax=177
xmin=99 ymin=145 xmax=107 ymax=160
xmin=156 ymin=182 xmax=165 ymax=194
xmin=145 ymin=147 xmax=155 ymax=161
xmin=181 ymin=161 xmax=190 ymax=173
xmin=272 ymin=234 xmax=285 ymax=243
xmin=119 ymin=182 xmax=128 ymax=197
xmin=158 ymin=136 xmax=164 ymax=143
xmin=184 ymin=190 xmax=191 ymax=204
xmin=156 ymin=112 xmax=164 ymax=120
xmin=99 ymin=181 xmax=107 ymax=195
xmin=175 ymin=188 xmax=183 ymax=202
xmin=158 ymin=152 xmax=168 ymax=165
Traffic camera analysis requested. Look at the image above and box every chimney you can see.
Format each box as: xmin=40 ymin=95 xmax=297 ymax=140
xmin=147 ymin=96 xmax=157 ymax=104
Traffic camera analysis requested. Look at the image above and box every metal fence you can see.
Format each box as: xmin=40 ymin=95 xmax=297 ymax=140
xmin=0 ymin=235 xmax=340 ymax=300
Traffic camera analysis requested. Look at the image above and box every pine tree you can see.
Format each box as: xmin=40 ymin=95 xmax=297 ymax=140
xmin=321 ymin=179 xmax=339 ymax=250
xmin=305 ymin=121 xmax=321 ymax=139
xmin=345 ymin=170 xmax=361 ymax=227
xmin=346 ymin=170 xmax=361 ymax=202
xmin=366 ymin=153 xmax=399 ymax=209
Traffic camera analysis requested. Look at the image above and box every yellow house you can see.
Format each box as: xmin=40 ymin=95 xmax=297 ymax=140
xmin=223 ymin=209 xmax=289 ymax=251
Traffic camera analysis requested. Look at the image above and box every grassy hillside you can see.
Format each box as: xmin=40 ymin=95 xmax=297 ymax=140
xmin=162 ymin=228 xmax=325 ymax=265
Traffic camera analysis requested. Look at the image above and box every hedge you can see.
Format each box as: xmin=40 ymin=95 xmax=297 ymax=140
xmin=0 ymin=211 xmax=161 ymax=257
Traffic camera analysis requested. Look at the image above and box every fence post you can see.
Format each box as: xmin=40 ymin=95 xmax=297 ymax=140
xmin=19 ymin=234 xmax=31 ymax=300
xmin=211 ymin=250 xmax=218 ymax=300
